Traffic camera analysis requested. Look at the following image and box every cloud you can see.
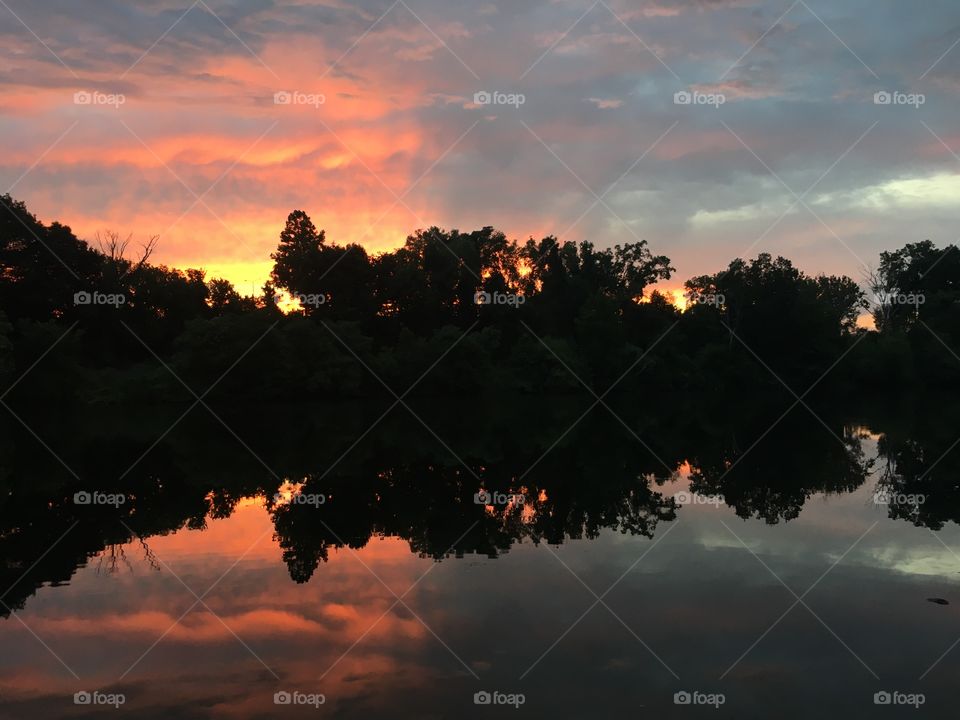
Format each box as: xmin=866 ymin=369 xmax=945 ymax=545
xmin=587 ymin=97 xmax=624 ymax=109
xmin=1 ymin=0 xmax=958 ymax=290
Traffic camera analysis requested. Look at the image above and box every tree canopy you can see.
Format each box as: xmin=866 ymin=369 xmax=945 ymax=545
xmin=1 ymin=194 xmax=955 ymax=403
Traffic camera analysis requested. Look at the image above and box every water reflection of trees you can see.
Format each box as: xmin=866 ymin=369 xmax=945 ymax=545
xmin=686 ymin=409 xmax=874 ymax=524
xmin=269 ymin=402 xmax=682 ymax=582
xmin=0 ymin=394 xmax=956 ymax=610
xmin=872 ymin=402 xmax=960 ymax=530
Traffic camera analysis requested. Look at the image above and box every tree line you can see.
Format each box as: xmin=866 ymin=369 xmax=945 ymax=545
xmin=1 ymin=194 xmax=957 ymax=402
xmin=2 ymin=390 xmax=957 ymax=599
xmin=0 ymin=396 xmax=960 ymax=600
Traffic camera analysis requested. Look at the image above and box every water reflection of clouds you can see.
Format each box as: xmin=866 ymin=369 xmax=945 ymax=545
xmin=4 ymin=486 xmax=960 ymax=717
xmin=653 ymin=434 xmax=960 ymax=582
xmin=1 ymin=504 xmax=452 ymax=717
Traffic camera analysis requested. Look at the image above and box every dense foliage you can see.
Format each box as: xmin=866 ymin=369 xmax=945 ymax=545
xmin=1 ymin=194 xmax=957 ymax=402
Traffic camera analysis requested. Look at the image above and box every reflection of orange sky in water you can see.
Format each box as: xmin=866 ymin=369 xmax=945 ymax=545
xmin=3 ymin=485 xmax=959 ymax=715
xmin=0 ymin=501 xmax=461 ymax=716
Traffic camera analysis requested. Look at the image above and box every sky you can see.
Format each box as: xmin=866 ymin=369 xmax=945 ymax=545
xmin=1 ymin=0 xmax=958 ymax=295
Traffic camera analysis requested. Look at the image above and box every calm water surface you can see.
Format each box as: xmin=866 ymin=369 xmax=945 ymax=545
xmin=1 ymin=398 xmax=958 ymax=718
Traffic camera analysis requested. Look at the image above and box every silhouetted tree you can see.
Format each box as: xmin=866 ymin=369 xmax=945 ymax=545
xmin=3 ymin=195 xmax=956 ymax=401
xmin=685 ymin=253 xmax=866 ymax=384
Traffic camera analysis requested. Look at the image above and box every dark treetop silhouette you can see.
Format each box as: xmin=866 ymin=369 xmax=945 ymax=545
xmin=2 ymin=391 xmax=956 ymax=612
xmin=1 ymin=193 xmax=958 ymax=404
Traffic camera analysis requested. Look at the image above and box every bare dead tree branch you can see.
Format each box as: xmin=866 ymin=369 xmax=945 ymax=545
xmin=135 ymin=235 xmax=159 ymax=270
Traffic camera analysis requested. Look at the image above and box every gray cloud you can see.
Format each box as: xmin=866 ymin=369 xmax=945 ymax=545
xmin=1 ymin=0 xmax=959 ymax=284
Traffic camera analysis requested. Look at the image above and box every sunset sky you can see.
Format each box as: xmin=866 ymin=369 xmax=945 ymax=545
xmin=1 ymin=0 xmax=958 ymax=294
